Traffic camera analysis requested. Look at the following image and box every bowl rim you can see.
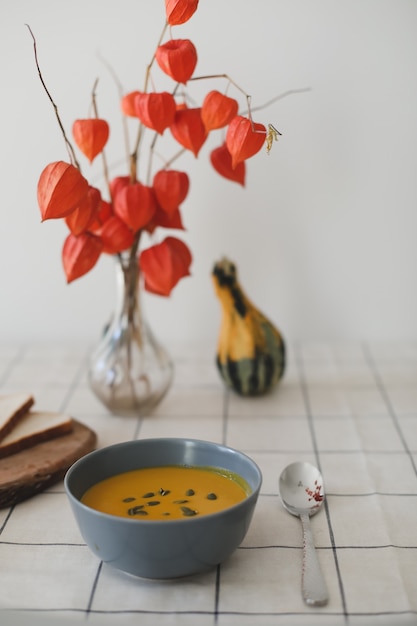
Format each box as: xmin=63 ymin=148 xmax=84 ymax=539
xmin=64 ymin=436 xmax=263 ymax=525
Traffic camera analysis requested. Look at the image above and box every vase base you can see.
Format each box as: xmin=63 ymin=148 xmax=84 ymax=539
xmin=90 ymin=387 xmax=172 ymax=418
xmin=89 ymin=365 xmax=174 ymax=417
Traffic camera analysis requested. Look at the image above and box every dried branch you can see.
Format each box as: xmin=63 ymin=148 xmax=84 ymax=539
xmin=131 ymin=21 xmax=170 ymax=178
xmin=91 ymin=79 xmax=111 ymax=196
xmin=244 ymin=87 xmax=312 ymax=115
xmin=189 ymin=73 xmax=253 ymax=121
xmin=26 ymin=24 xmax=81 ymax=170
xmin=97 ymin=51 xmax=132 ymax=168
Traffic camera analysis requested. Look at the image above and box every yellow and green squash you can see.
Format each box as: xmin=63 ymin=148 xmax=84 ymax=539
xmin=212 ymin=257 xmax=285 ymax=396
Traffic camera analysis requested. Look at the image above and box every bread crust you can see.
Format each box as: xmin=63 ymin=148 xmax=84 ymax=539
xmin=0 ymin=411 xmax=74 ymax=459
xmin=0 ymin=393 xmax=35 ymax=442
xmin=0 ymin=420 xmax=97 ymax=507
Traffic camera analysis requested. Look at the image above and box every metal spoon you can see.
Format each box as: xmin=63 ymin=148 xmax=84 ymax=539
xmin=278 ymin=461 xmax=328 ymax=607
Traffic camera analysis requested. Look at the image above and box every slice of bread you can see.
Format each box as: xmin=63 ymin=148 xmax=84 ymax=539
xmin=0 ymin=410 xmax=73 ymax=459
xmin=0 ymin=393 xmax=35 ymax=442
xmin=0 ymin=419 xmax=97 ymax=507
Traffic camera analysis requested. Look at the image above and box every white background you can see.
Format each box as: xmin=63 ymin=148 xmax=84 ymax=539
xmin=1 ymin=0 xmax=416 ymax=349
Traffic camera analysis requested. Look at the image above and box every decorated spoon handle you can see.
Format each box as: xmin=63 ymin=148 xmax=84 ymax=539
xmin=300 ymin=513 xmax=328 ymax=606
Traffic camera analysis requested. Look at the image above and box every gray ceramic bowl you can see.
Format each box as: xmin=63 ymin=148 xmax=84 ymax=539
xmin=64 ymin=437 xmax=262 ymax=579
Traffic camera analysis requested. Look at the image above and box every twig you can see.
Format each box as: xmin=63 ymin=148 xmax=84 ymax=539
xmin=142 ymin=21 xmax=169 ymax=94
xmin=243 ymin=87 xmax=312 ymax=115
xmin=189 ymin=73 xmax=253 ymax=121
xmin=97 ymin=51 xmax=132 ymax=168
xmin=146 ymin=132 xmax=159 ymax=185
xmin=91 ymin=78 xmax=111 ymax=196
xmin=26 ymin=24 xmax=81 ymax=170
xmin=131 ymin=21 xmax=169 ymax=178
xmin=162 ymin=147 xmax=187 ymax=169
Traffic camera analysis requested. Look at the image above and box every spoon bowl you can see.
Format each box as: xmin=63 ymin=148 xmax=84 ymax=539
xmin=279 ymin=462 xmax=328 ymax=607
xmin=279 ymin=461 xmax=324 ymax=517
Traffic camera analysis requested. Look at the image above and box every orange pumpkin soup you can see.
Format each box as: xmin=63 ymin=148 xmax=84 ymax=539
xmin=81 ymin=465 xmax=250 ymax=520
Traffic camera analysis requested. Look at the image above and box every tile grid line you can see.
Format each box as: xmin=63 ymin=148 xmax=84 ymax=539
xmin=3 ymin=607 xmax=417 ymax=621
xmin=86 ymin=561 xmax=103 ymax=617
xmin=59 ymin=347 xmax=104 ymax=621
xmin=0 ymin=346 xmax=26 ymax=388
xmin=0 ymin=507 xmax=14 ymax=537
xmin=294 ymin=341 xmax=348 ymax=620
xmin=214 ymin=386 xmax=231 ymax=624
xmin=82 ymin=357 xmax=143 ymax=619
xmin=361 ymin=342 xmax=417 ymax=618
xmin=2 ymin=540 xmax=416 ymax=550
xmin=363 ymin=342 xmax=417 ymax=476
xmin=58 ymin=345 xmax=93 ymax=415
xmin=133 ymin=415 xmax=144 ymax=440
xmin=0 ymin=347 xmax=28 ymax=539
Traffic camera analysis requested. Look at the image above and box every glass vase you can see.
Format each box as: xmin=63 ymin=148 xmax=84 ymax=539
xmin=88 ymin=255 xmax=174 ymax=416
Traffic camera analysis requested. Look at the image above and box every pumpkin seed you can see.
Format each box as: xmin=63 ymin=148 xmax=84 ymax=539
xmin=206 ymin=493 xmax=218 ymax=500
xmin=122 ymin=497 xmax=136 ymax=503
xmin=159 ymin=488 xmax=171 ymax=496
xmin=128 ymin=506 xmax=147 ymax=516
xmin=146 ymin=500 xmax=160 ymax=506
xmin=142 ymin=492 xmax=155 ymax=498
xmin=185 ymin=489 xmax=195 ymax=496
xmin=181 ymin=506 xmax=198 ymax=517
xmin=173 ymin=499 xmax=189 ymax=504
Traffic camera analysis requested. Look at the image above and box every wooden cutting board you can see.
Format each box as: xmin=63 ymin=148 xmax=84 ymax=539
xmin=0 ymin=419 xmax=97 ymax=508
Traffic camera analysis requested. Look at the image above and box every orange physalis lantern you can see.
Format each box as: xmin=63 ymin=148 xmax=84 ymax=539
xmin=140 ymin=236 xmax=192 ymax=297
xmin=87 ymin=199 xmax=113 ymax=234
xmin=153 ymin=170 xmax=190 ymax=215
xmin=62 ymin=232 xmax=102 ymax=283
xmin=72 ymin=119 xmax=110 ymax=163
xmin=134 ymin=92 xmax=176 ymax=134
xmin=37 ymin=161 xmax=89 ymax=221
xmin=114 ymin=182 xmax=157 ymax=232
xmin=167 ymin=235 xmax=192 ymax=279
xmin=210 ymin=143 xmax=246 ymax=186
xmin=65 ymin=186 xmax=102 ymax=235
xmin=201 ymin=91 xmax=239 ymax=131
xmin=170 ymin=108 xmax=207 ymax=157
xmin=155 ymin=39 xmax=197 ymax=84
xmin=165 ymin=0 xmax=199 ymax=25
xmin=226 ymin=115 xmax=266 ymax=168
xmin=121 ymin=91 xmax=141 ymax=117
xmin=109 ymin=176 xmax=130 ymax=202
xmin=146 ymin=205 xmax=185 ymax=234
xmin=98 ymin=216 xmax=135 ymax=254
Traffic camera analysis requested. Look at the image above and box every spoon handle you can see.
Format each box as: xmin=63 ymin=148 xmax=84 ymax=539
xmin=300 ymin=513 xmax=328 ymax=606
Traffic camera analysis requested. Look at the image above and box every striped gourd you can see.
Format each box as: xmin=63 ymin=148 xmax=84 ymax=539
xmin=212 ymin=257 xmax=285 ymax=396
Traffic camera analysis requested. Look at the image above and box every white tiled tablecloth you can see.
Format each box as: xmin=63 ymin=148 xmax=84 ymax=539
xmin=0 ymin=341 xmax=416 ymax=626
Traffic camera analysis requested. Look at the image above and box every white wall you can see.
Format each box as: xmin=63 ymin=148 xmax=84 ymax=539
xmin=1 ymin=0 xmax=416 ymax=348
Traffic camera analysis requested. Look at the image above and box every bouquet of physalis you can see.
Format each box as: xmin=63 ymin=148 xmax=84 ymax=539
xmin=30 ymin=0 xmax=279 ymax=297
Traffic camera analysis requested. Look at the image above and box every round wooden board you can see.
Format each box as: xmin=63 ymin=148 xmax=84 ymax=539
xmin=0 ymin=420 xmax=97 ymax=508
